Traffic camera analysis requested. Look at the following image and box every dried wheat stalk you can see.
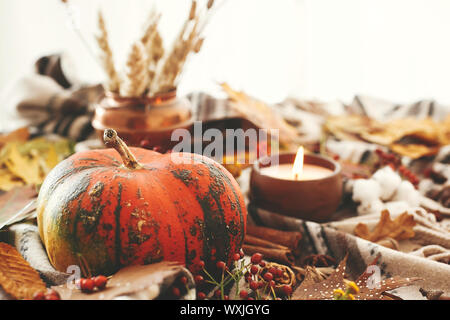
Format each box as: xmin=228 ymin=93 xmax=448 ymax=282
xmin=121 ymin=41 xmax=149 ymax=97
xmin=96 ymin=10 xmax=121 ymax=93
xmin=151 ymin=0 xmax=216 ymax=94
xmin=141 ymin=10 xmax=164 ymax=90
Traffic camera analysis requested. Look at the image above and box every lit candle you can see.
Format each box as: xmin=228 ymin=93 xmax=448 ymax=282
xmin=260 ymin=146 xmax=333 ymax=181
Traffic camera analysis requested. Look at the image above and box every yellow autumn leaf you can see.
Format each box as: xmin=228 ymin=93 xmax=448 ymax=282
xmin=3 ymin=144 xmax=42 ymax=186
xmin=0 ymin=169 xmax=24 ymax=191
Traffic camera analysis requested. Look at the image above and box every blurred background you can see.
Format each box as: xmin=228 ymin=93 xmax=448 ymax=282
xmin=1 ymin=0 xmax=450 ymax=104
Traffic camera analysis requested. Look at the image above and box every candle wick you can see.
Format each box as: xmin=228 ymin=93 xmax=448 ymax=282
xmin=294 ymin=173 xmax=299 ymax=180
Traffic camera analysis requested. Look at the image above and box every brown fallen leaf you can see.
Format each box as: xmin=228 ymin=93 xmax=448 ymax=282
xmin=0 ymin=127 xmax=29 ymax=149
xmin=53 ymin=262 xmax=194 ymax=300
xmin=354 ymin=210 xmax=416 ymax=243
xmin=0 ymin=185 xmax=37 ymax=230
xmin=0 ymin=242 xmax=47 ymax=299
xmin=293 ymin=255 xmax=421 ymax=300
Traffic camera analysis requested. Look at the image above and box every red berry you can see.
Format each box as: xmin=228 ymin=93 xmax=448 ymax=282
xmin=263 ymin=272 xmax=273 ymax=282
xmin=239 ymin=290 xmax=249 ymax=299
xmin=249 ymin=281 xmax=259 ymax=291
xmin=269 ymin=280 xmax=276 ymax=287
xmin=93 ymin=275 xmax=108 ymax=290
xmin=194 ymin=275 xmax=204 ymax=284
xmin=282 ymin=285 xmax=292 ymax=296
xmin=258 ymin=281 xmax=265 ymax=289
xmin=276 ymin=268 xmax=283 ymax=277
xmin=80 ymin=278 xmax=95 ymax=293
xmin=259 ymin=261 xmax=266 ymax=268
xmin=214 ymin=290 xmax=221 ymax=298
xmin=197 ymin=292 xmax=206 ymax=300
xmin=224 ymin=295 xmax=229 ymax=300
xmin=32 ymin=291 xmax=46 ymax=300
xmin=216 ymin=261 xmax=226 ymax=270
xmin=172 ymin=287 xmax=181 ymax=297
xmin=45 ymin=293 xmax=61 ymax=300
xmin=251 ymin=253 xmax=263 ymax=264
xmin=45 ymin=289 xmax=61 ymax=300
xmin=248 ymin=297 xmax=255 ymax=300
xmin=232 ymin=253 xmax=241 ymax=261
xmin=268 ymin=267 xmax=277 ymax=275
xmin=250 ymin=265 xmax=259 ymax=275
xmin=198 ymin=260 xmax=205 ymax=269
xmin=179 ymin=276 xmax=188 ymax=285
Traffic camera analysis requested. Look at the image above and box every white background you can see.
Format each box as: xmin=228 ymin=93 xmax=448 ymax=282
xmin=1 ymin=0 xmax=450 ymax=105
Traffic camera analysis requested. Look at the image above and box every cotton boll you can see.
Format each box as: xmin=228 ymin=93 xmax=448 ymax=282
xmin=392 ymin=180 xmax=420 ymax=207
xmin=352 ymin=179 xmax=382 ymax=204
xmin=372 ymin=166 xmax=402 ymax=201
xmin=357 ymin=199 xmax=384 ymax=216
xmin=384 ymin=201 xmax=411 ymax=215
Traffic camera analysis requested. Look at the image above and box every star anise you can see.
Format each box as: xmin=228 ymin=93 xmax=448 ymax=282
xmin=293 ymin=255 xmax=421 ymax=300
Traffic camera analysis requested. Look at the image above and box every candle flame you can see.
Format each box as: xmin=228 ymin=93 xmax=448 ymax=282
xmin=292 ymin=146 xmax=304 ymax=180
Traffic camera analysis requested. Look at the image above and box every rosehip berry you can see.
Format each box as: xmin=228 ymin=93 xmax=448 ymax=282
xmin=249 ymin=281 xmax=259 ymax=291
xmin=259 ymin=261 xmax=266 ymax=268
xmin=268 ymin=267 xmax=277 ymax=275
xmin=214 ymin=290 xmax=221 ymax=298
xmin=45 ymin=293 xmax=61 ymax=300
xmin=216 ymin=261 xmax=226 ymax=270
xmin=194 ymin=275 xmax=204 ymax=284
xmin=282 ymin=285 xmax=293 ymax=296
xmin=224 ymin=295 xmax=229 ymax=300
xmin=80 ymin=278 xmax=95 ymax=293
xmin=250 ymin=265 xmax=259 ymax=275
xmin=197 ymin=292 xmax=206 ymax=300
xmin=93 ymin=275 xmax=108 ymax=290
xmin=172 ymin=287 xmax=181 ymax=297
xmin=251 ymin=253 xmax=263 ymax=264
xmin=263 ymin=272 xmax=273 ymax=282
xmin=32 ymin=291 xmax=46 ymax=300
xmin=232 ymin=253 xmax=241 ymax=261
xmin=239 ymin=290 xmax=249 ymax=299
xmin=179 ymin=276 xmax=188 ymax=285
xmin=276 ymin=268 xmax=283 ymax=277
xmin=45 ymin=289 xmax=61 ymax=300
xmin=258 ymin=281 xmax=265 ymax=289
xmin=269 ymin=280 xmax=276 ymax=287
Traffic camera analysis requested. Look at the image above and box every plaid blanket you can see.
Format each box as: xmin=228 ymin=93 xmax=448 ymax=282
xmin=0 ymin=54 xmax=449 ymax=300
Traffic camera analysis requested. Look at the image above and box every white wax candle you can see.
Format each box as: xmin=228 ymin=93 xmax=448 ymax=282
xmin=261 ymin=163 xmax=333 ymax=181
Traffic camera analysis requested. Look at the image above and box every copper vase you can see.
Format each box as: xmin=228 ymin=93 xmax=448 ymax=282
xmin=92 ymin=90 xmax=194 ymax=149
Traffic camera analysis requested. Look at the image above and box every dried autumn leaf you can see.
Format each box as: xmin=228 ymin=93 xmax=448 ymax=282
xmin=0 ymin=127 xmax=29 ymax=149
xmin=0 ymin=169 xmax=23 ymax=191
xmin=53 ymin=262 xmax=194 ymax=300
xmin=3 ymin=144 xmax=42 ymax=186
xmin=0 ymin=185 xmax=37 ymax=229
xmin=292 ymin=255 xmax=420 ymax=300
xmin=0 ymin=242 xmax=47 ymax=299
xmin=354 ymin=210 xmax=416 ymax=242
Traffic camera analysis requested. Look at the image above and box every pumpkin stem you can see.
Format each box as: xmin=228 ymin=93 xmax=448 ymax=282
xmin=103 ymin=129 xmax=142 ymax=169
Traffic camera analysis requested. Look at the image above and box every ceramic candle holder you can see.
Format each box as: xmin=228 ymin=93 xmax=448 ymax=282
xmin=250 ymin=153 xmax=343 ymax=222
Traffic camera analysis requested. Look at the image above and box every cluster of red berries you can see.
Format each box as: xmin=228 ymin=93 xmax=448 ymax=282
xmin=375 ymin=149 xmax=420 ymax=188
xmin=240 ymin=253 xmax=292 ymax=299
xmin=195 ymin=249 xmax=245 ymax=300
xmin=32 ymin=289 xmax=61 ymax=300
xmin=193 ymin=250 xmax=294 ymax=300
xmin=77 ymin=275 xmax=108 ymax=293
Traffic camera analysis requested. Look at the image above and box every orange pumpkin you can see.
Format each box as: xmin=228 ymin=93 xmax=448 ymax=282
xmin=37 ymin=129 xmax=247 ymax=275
